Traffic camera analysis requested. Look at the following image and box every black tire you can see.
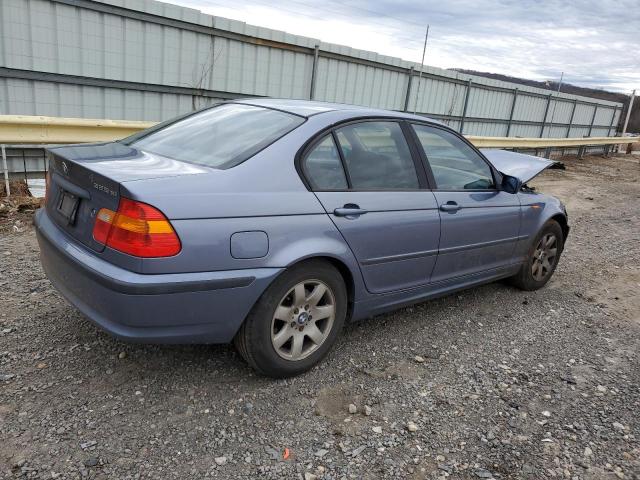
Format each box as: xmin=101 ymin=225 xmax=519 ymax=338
xmin=234 ymin=260 xmax=347 ymax=378
xmin=510 ymin=220 xmax=564 ymax=291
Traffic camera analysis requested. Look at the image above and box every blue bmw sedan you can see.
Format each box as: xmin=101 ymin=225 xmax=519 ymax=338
xmin=36 ymin=99 xmax=568 ymax=377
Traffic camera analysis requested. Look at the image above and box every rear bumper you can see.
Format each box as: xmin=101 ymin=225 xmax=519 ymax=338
xmin=35 ymin=209 xmax=282 ymax=344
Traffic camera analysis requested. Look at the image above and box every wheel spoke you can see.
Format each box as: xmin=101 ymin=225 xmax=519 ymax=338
xmin=274 ymin=305 xmax=293 ymax=321
xmin=542 ymin=258 xmax=552 ymax=272
xmin=273 ymin=326 xmax=293 ymax=349
xmin=293 ymin=284 xmax=306 ymax=305
xmin=306 ymin=324 xmax=324 ymax=344
xmin=311 ymin=305 xmax=334 ymax=320
xmin=306 ymin=283 xmax=327 ymax=306
xmin=290 ymin=333 xmax=304 ymax=358
xmin=546 ymin=235 xmax=556 ymax=248
xmin=533 ymin=261 xmax=545 ymax=280
xmin=532 ymin=261 xmax=540 ymax=276
xmin=546 ymin=247 xmax=557 ymax=259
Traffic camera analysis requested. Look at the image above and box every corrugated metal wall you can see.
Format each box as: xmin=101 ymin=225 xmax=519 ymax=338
xmin=0 ymin=0 xmax=623 ymax=137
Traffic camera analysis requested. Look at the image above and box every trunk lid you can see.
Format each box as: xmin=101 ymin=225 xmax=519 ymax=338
xmin=480 ymin=149 xmax=561 ymax=183
xmin=45 ymin=142 xmax=208 ymax=252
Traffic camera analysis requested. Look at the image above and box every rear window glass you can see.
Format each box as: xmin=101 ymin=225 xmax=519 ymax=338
xmin=126 ymin=104 xmax=304 ymax=169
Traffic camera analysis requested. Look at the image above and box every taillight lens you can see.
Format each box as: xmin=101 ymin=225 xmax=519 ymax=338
xmin=93 ymin=198 xmax=181 ymax=257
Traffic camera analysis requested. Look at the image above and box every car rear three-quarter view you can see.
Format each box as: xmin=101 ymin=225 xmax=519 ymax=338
xmin=36 ymin=99 xmax=569 ymax=378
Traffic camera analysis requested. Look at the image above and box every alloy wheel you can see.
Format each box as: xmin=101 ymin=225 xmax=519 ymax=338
xmin=270 ymin=280 xmax=336 ymax=361
xmin=531 ymin=233 xmax=558 ymax=281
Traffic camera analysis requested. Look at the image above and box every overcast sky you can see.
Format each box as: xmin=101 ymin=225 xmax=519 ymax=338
xmin=165 ymin=0 xmax=638 ymax=93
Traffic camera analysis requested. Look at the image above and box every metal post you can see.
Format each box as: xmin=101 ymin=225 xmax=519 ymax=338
xmin=412 ymin=26 xmax=429 ymax=115
xmin=506 ymin=88 xmax=518 ymax=137
xmin=587 ymin=105 xmax=597 ymax=137
xmin=548 ymin=72 xmax=564 ymax=129
xmin=622 ymin=89 xmax=635 ymax=135
xmin=23 ymin=149 xmax=28 ymax=183
xmin=403 ymin=67 xmax=414 ymax=112
xmin=1 ymin=144 xmax=9 ymax=197
xmin=539 ymin=94 xmax=552 ymax=138
xmin=459 ymin=79 xmax=472 ymax=134
xmin=566 ymin=99 xmax=577 ymax=137
xmin=607 ymin=106 xmax=618 ymax=137
xmin=309 ymin=44 xmax=319 ymax=100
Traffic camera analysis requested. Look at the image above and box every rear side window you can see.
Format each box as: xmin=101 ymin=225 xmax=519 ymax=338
xmin=412 ymin=124 xmax=495 ymax=190
xmin=127 ymin=104 xmax=304 ymax=169
xmin=303 ymin=135 xmax=348 ymax=190
xmin=334 ymin=122 xmax=419 ymax=190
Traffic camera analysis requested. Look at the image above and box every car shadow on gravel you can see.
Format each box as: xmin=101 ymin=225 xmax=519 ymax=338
xmin=48 ymin=279 xmax=519 ymax=383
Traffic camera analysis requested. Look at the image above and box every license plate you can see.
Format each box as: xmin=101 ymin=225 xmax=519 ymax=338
xmin=57 ymin=190 xmax=80 ymax=224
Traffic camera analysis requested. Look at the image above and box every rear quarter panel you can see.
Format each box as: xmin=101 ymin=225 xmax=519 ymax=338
xmin=141 ymin=213 xmax=363 ymax=281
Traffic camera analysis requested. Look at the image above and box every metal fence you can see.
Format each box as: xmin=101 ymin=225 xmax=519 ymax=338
xmin=0 ymin=0 xmax=623 ymax=137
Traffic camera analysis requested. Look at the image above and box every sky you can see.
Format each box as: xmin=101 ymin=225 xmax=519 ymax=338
xmin=163 ymin=0 xmax=639 ymax=93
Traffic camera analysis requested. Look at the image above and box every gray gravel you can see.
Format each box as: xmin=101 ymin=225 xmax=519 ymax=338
xmin=1 ymin=154 xmax=639 ymax=479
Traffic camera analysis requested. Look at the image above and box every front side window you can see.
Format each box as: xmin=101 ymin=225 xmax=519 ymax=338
xmin=126 ymin=104 xmax=304 ymax=169
xmin=302 ymin=135 xmax=348 ymax=190
xmin=412 ymin=124 xmax=495 ymax=190
xmin=334 ymin=121 xmax=419 ymax=190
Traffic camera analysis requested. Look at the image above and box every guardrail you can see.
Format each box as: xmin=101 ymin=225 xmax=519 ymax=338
xmin=0 ymin=115 xmax=154 ymax=144
xmin=1 ymin=114 xmax=638 ymax=148
xmin=2 ymin=115 xmax=639 ymax=196
xmin=466 ymin=136 xmax=639 ymax=148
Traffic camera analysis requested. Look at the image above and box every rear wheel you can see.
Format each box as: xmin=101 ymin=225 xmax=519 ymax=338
xmin=510 ymin=220 xmax=564 ymax=291
xmin=234 ymin=260 xmax=347 ymax=378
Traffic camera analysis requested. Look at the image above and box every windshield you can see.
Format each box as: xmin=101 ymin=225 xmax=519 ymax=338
xmin=126 ymin=103 xmax=305 ymax=169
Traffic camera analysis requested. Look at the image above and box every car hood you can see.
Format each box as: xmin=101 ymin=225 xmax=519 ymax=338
xmin=480 ymin=149 xmax=561 ymax=183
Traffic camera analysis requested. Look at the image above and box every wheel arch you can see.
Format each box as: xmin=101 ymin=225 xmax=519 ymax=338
xmin=284 ymin=255 xmax=356 ymax=322
xmin=550 ymin=213 xmax=569 ymax=242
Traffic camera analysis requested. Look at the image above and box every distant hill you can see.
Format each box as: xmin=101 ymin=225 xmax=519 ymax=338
xmin=452 ymin=69 xmax=638 ymax=133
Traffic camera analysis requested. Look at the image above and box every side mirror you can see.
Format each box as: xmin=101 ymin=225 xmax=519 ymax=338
xmin=500 ymin=174 xmax=522 ymax=194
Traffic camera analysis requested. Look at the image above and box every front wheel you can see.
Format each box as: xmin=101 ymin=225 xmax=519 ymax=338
xmin=510 ymin=220 xmax=564 ymax=291
xmin=234 ymin=260 xmax=347 ymax=378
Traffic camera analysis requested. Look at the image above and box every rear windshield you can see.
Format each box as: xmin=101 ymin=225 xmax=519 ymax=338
xmin=126 ymin=104 xmax=305 ymax=169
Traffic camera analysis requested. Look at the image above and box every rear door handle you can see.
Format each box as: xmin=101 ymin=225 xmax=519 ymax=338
xmin=439 ymin=201 xmax=462 ymax=213
xmin=334 ymin=204 xmax=368 ymax=218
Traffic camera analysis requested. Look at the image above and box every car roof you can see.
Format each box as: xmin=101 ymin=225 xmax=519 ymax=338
xmin=232 ymin=98 xmax=445 ymax=125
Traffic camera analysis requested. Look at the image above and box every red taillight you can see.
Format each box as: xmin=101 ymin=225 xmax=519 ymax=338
xmin=92 ymin=198 xmax=181 ymax=257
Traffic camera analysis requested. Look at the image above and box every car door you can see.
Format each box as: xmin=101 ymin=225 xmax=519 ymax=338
xmin=300 ymin=120 xmax=441 ymax=294
xmin=410 ymin=123 xmax=521 ymax=283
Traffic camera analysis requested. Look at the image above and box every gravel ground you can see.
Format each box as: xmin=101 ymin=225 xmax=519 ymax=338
xmin=1 ymin=154 xmax=639 ymax=479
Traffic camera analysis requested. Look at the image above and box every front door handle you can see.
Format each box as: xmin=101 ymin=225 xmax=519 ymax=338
xmin=334 ymin=204 xmax=368 ymax=218
xmin=439 ymin=201 xmax=462 ymax=213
